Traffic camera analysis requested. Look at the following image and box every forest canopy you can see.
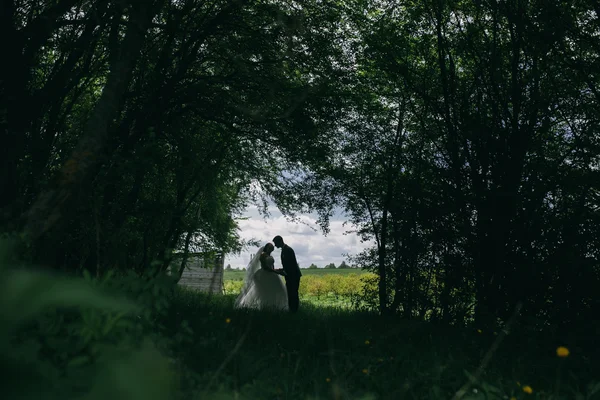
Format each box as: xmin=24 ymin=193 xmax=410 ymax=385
xmin=1 ymin=0 xmax=599 ymax=329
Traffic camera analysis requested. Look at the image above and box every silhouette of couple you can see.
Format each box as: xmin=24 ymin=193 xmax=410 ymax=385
xmin=234 ymin=236 xmax=302 ymax=313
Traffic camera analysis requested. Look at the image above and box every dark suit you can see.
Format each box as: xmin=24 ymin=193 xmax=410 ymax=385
xmin=281 ymin=244 xmax=302 ymax=312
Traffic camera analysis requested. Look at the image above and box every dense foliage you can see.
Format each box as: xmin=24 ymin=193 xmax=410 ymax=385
xmin=286 ymin=0 xmax=600 ymax=330
xmin=0 ymin=0 xmax=345 ymax=274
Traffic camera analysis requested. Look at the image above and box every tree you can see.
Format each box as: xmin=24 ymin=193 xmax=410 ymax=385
xmin=284 ymin=0 xmax=600 ymax=327
xmin=338 ymin=261 xmax=349 ymax=269
xmin=308 ymin=263 xmax=318 ymax=269
xmin=3 ymin=0 xmax=598 ymax=332
xmin=324 ymin=263 xmax=336 ymax=269
xmin=1 ymin=0 xmax=350 ymax=277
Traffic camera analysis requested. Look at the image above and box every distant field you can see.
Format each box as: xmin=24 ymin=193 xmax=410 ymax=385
xmin=224 ymin=269 xmax=377 ymax=310
xmin=224 ymin=267 xmax=368 ymax=281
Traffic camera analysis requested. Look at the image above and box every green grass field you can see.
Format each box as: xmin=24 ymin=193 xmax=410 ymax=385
xmin=224 ymin=268 xmax=368 ymax=281
xmin=166 ymin=288 xmax=600 ymax=400
xmin=208 ymin=269 xmax=599 ymax=398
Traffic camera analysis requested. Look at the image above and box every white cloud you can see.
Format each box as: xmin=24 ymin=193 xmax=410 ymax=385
xmin=225 ymin=205 xmax=374 ymax=269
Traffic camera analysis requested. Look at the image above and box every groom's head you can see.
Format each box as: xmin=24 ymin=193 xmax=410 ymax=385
xmin=273 ymin=235 xmax=284 ymax=248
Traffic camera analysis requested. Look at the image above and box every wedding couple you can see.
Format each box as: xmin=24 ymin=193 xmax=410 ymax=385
xmin=234 ymin=236 xmax=302 ymax=313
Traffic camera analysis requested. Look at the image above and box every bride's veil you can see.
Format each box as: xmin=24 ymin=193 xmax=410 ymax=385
xmin=234 ymin=245 xmax=264 ymax=308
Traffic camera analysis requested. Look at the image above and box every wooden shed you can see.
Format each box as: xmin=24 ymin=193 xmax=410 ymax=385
xmin=173 ymin=252 xmax=224 ymax=293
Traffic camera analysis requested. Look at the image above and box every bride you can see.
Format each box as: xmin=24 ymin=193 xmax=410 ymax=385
xmin=234 ymin=243 xmax=289 ymax=311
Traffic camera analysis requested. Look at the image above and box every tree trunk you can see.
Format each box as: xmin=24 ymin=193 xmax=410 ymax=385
xmin=24 ymin=0 xmax=160 ymax=242
xmin=175 ymin=231 xmax=194 ymax=283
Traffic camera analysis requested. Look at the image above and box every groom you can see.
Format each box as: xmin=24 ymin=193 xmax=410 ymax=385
xmin=273 ymin=235 xmax=302 ymax=313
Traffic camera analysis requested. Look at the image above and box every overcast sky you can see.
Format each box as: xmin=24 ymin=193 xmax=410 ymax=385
xmin=224 ymin=204 xmax=374 ymax=269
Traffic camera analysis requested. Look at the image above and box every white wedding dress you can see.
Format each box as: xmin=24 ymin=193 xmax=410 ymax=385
xmin=234 ymin=246 xmax=289 ymax=311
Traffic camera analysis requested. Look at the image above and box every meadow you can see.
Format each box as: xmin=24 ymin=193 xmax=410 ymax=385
xmin=167 ymin=289 xmax=600 ymax=400
xmin=211 ymin=270 xmax=600 ymax=399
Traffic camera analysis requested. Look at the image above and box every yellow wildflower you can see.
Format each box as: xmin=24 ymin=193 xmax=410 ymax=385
xmin=556 ymin=346 xmax=570 ymax=357
xmin=510 ymin=397 xmax=516 ymax=400
xmin=523 ymin=385 xmax=533 ymax=394
xmin=362 ymin=368 xmax=369 ymax=374
xmin=477 ymin=329 xmax=482 ymax=334
xmin=225 ymin=318 xmax=231 ymax=324
xmin=365 ymin=339 xmax=371 ymax=345
xmin=325 ymin=377 xmax=331 ymax=383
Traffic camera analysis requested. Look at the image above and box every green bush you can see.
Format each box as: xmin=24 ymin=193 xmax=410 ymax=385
xmin=224 ymin=279 xmax=244 ymax=295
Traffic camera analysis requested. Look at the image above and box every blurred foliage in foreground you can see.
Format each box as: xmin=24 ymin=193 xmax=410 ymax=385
xmin=0 ymin=237 xmax=183 ymax=400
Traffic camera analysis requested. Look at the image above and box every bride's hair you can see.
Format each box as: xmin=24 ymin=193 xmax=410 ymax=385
xmin=263 ymin=243 xmax=274 ymax=253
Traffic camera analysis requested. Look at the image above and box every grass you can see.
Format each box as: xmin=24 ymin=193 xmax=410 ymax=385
xmin=224 ymin=268 xmax=368 ymax=281
xmin=4 ymin=243 xmax=595 ymax=400
xmin=164 ymin=288 xmax=600 ymax=400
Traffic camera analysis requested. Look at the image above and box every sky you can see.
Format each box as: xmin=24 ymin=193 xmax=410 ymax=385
xmin=224 ymin=204 xmax=374 ymax=270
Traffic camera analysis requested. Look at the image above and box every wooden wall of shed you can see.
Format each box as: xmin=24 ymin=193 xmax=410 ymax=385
xmin=176 ymin=253 xmax=224 ymax=294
